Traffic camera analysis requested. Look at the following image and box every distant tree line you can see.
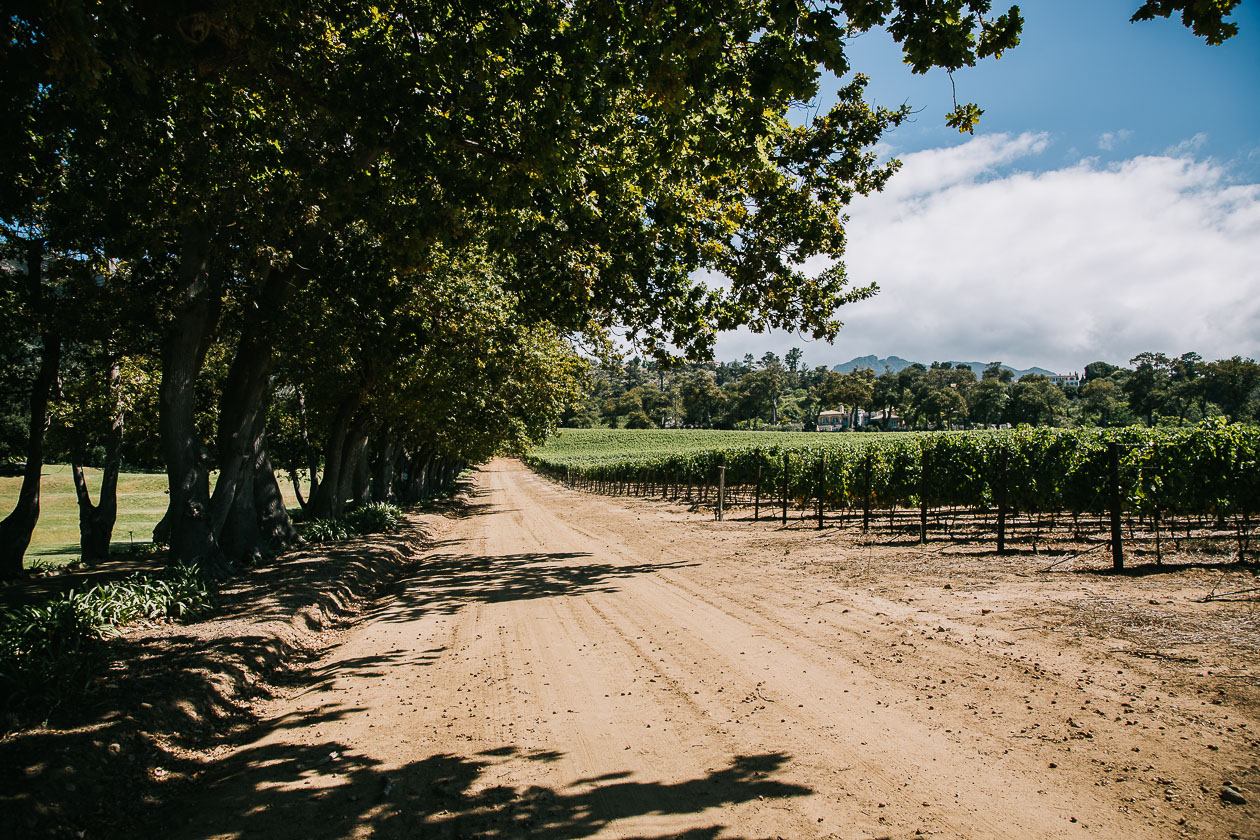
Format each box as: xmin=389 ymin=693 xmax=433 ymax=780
xmin=563 ymin=351 xmax=1260 ymax=431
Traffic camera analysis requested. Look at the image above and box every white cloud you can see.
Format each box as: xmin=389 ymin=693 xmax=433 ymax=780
xmin=715 ymin=133 xmax=1260 ymax=372
xmin=1098 ymin=129 xmax=1132 ymax=151
xmin=880 ymin=132 xmax=1050 ymax=200
xmin=1165 ymin=132 xmax=1208 ymax=156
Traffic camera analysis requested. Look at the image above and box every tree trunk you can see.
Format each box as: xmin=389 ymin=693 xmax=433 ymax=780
xmin=0 ymin=239 xmax=62 ymax=579
xmin=307 ymin=392 xmax=365 ymax=519
xmin=371 ymin=434 xmax=396 ymax=503
xmin=254 ymin=434 xmax=298 ymax=546
xmin=289 ymin=468 xmax=309 ymax=510
xmin=0 ymin=332 xmax=61 ymax=578
xmin=157 ymin=222 xmax=230 ymax=577
xmin=217 ymin=393 xmax=299 ymax=564
xmin=217 ymin=442 xmax=262 ymax=566
xmin=295 ymin=384 xmax=320 ymax=500
xmin=400 ymin=448 xmax=434 ymax=503
xmin=337 ymin=422 xmax=372 ymax=513
xmin=350 ymin=438 xmax=372 ymax=507
xmin=209 ymin=267 xmax=297 ymax=540
xmin=71 ymin=359 xmax=123 ymax=564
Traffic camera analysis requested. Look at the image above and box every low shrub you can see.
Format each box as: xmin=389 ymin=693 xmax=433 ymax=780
xmin=0 ymin=562 xmax=214 ymax=713
xmin=0 ymin=599 xmax=101 ymax=708
xmin=301 ymin=503 xmax=403 ymax=543
xmin=301 ymin=518 xmax=359 ymax=543
xmin=69 ymin=562 xmax=213 ymax=635
xmin=345 ymin=502 xmax=403 ymax=534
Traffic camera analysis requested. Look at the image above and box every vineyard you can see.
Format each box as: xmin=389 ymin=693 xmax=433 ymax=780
xmin=526 ymin=425 xmax=1260 ymax=566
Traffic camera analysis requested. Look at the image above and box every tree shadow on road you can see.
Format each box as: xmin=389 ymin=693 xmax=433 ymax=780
xmin=168 ymin=732 xmax=809 ymax=840
xmin=370 ymin=547 xmax=699 ymax=625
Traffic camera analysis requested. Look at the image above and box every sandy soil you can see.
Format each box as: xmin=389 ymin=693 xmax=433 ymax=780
xmin=172 ymin=459 xmax=1259 ymax=840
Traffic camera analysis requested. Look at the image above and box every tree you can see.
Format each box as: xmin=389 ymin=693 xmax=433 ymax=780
xmin=784 ymin=348 xmax=804 ymax=379
xmin=1007 ymin=375 xmax=1068 ymax=427
xmin=1080 ymin=378 xmax=1122 ymax=426
xmin=831 ymin=369 xmax=876 ymax=428
xmin=983 ymin=361 xmax=1015 ymax=384
xmin=1084 ymin=360 xmax=1119 ymax=382
xmin=1202 ymin=356 xmax=1260 ymax=421
xmin=680 ymin=371 xmax=726 ymax=427
xmin=969 ymin=377 xmax=1009 ymax=427
xmin=1124 ymin=352 xmax=1173 ymax=425
xmin=759 ymin=358 xmax=788 ymax=424
xmin=0 ymin=240 xmax=62 ymax=576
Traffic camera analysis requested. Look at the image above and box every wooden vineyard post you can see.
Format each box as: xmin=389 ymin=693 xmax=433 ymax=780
xmin=782 ymin=451 xmax=789 ymax=525
xmin=862 ymin=451 xmax=872 ymax=533
xmin=919 ymin=448 xmax=928 ymax=544
xmin=754 ymin=461 xmax=762 ymax=521
xmin=816 ymin=453 xmax=825 ymax=530
xmin=566 ymin=467 xmax=571 ymax=489
xmin=1109 ymin=441 xmax=1124 ymax=571
xmin=996 ymin=448 xmax=1008 ymax=554
xmin=717 ymin=464 xmax=726 ymax=522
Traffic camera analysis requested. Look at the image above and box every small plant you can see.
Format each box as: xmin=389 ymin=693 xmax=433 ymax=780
xmin=345 ymin=502 xmax=403 ymax=535
xmin=0 ymin=563 xmax=214 ymax=715
xmin=301 ymin=517 xmax=359 ymax=543
xmin=0 ymin=599 xmax=101 ymax=710
xmin=67 ymin=561 xmax=214 ymax=636
xmin=26 ymin=558 xmax=58 ymax=576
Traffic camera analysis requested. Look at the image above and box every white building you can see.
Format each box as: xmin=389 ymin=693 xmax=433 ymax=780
xmin=1047 ymin=372 xmax=1082 ymax=388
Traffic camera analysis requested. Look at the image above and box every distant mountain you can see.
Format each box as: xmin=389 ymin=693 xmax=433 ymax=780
xmin=832 ymin=355 xmax=917 ymax=374
xmin=832 ymin=355 xmax=1057 ymax=379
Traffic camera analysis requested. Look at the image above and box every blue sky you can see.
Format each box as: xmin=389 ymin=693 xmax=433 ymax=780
xmin=841 ymin=0 xmax=1260 ymax=172
xmin=714 ymin=1 xmax=1260 ymax=374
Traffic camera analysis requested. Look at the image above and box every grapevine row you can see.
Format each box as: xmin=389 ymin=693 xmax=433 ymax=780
xmin=526 ymin=425 xmax=1259 ymax=560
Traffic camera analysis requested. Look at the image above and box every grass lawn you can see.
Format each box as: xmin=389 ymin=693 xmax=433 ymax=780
xmin=0 ymin=466 xmax=302 ymax=568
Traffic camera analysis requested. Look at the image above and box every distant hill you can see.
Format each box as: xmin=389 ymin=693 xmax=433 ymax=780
xmin=832 ymin=355 xmax=1056 ymax=379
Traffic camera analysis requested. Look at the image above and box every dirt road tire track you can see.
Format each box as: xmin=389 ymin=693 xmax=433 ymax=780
xmin=176 ymin=459 xmax=1258 ymax=839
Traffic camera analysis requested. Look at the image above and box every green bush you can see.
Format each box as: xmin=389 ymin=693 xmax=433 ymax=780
xmin=301 ymin=518 xmax=359 ymax=543
xmin=345 ymin=502 xmax=403 ymax=534
xmin=0 ymin=599 xmax=101 ymax=706
xmin=68 ymin=562 xmax=213 ymax=635
xmin=0 ymin=562 xmax=213 ymax=713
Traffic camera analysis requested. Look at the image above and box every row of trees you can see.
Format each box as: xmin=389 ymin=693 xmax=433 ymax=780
xmin=568 ymin=351 xmax=1260 ymax=431
xmin=0 ymin=2 xmax=1238 ymax=578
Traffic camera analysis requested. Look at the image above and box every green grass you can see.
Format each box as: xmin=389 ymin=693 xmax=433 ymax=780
xmin=0 ymin=466 xmax=301 ymax=568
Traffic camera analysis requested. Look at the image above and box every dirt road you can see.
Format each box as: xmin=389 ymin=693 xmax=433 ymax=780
xmin=177 ymin=459 xmax=1258 ymax=839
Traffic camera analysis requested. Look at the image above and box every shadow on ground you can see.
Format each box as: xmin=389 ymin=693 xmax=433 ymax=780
xmin=0 ymin=477 xmax=705 ymax=838
xmin=370 ymin=545 xmax=698 ymax=624
xmin=168 ymin=734 xmax=808 ymax=840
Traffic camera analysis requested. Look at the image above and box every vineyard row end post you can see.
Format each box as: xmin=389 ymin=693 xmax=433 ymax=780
xmin=754 ymin=460 xmax=762 ymax=521
xmin=1109 ymin=441 xmax=1124 ymax=571
xmin=782 ymin=451 xmax=789 ymax=526
xmin=717 ymin=464 xmax=726 ymax=522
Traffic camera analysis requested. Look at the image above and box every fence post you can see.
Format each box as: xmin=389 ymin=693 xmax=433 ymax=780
xmin=996 ymin=448 xmax=1008 ymax=554
xmin=862 ymin=451 xmax=872 ymax=532
xmin=754 ymin=461 xmax=762 ymax=521
xmin=1109 ymin=441 xmax=1124 ymax=571
xmin=817 ymin=453 xmax=825 ymax=530
xmin=782 ymin=451 xmax=789 ymax=525
xmin=717 ymin=464 xmax=726 ymax=522
xmin=919 ymin=447 xmax=928 ymax=544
